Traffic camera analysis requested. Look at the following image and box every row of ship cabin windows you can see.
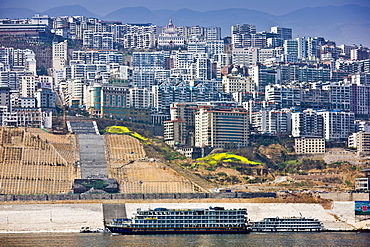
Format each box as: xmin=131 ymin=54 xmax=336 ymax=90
xmin=139 ymin=211 xmax=242 ymax=215
xmin=136 ymin=216 xmax=242 ymax=219
xmin=131 ymin=224 xmax=245 ymax=228
xmin=136 ymin=220 xmax=244 ymax=224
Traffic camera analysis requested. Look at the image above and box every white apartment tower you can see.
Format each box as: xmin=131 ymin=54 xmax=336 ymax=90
xmin=317 ymin=111 xmax=355 ymax=141
xmin=128 ymin=87 xmax=151 ymax=108
xmin=52 ymin=40 xmax=68 ymax=83
xmin=132 ymin=52 xmax=165 ymax=88
xmin=291 ymin=109 xmax=324 ymax=138
xmin=52 ymin=40 xmax=67 ymax=72
xmin=232 ymin=47 xmax=258 ymax=66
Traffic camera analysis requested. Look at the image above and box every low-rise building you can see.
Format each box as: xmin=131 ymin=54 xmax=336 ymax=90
xmin=355 ymin=168 xmax=370 ymax=191
xmin=175 ymin=147 xmax=208 ymax=159
xmin=0 ymin=107 xmax=52 ymax=128
xmin=294 ymin=137 xmax=326 ymax=154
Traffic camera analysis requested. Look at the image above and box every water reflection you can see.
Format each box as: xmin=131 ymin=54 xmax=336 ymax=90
xmin=0 ymin=232 xmax=369 ymax=247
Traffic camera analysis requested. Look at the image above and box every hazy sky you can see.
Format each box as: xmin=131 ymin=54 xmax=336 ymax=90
xmin=1 ymin=0 xmax=370 ymax=16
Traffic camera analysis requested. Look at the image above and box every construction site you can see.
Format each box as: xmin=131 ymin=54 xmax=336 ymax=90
xmin=0 ymin=122 xmax=205 ymax=195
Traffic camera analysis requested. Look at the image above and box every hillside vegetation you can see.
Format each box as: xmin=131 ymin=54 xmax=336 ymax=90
xmin=135 ymin=131 xmax=367 ymax=192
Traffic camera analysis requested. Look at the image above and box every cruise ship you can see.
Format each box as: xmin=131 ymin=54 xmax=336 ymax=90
xmin=106 ymin=207 xmax=251 ymax=234
xmin=251 ymin=217 xmax=324 ymax=232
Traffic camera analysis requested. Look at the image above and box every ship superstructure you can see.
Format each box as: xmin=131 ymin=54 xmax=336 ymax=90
xmin=107 ymin=206 xmax=251 ymax=234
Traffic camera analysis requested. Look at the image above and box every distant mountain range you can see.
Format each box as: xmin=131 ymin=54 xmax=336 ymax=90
xmin=0 ymin=4 xmax=369 ymax=46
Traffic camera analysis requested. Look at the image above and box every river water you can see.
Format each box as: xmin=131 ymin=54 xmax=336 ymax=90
xmin=0 ymin=232 xmax=369 ymax=247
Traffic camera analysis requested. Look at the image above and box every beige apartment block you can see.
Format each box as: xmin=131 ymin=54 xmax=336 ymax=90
xmin=294 ymin=137 xmax=326 ymax=154
xmin=348 ymin=131 xmax=370 ymax=156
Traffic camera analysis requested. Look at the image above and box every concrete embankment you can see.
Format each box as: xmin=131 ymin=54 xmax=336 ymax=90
xmin=0 ymin=203 xmax=105 ymax=233
xmin=1 ymin=201 xmax=369 ymax=232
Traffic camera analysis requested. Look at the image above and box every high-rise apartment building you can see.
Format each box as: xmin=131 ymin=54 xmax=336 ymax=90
xmin=121 ymin=23 xmax=158 ymax=49
xmin=284 ymin=37 xmax=317 ymax=60
xmin=231 ymin=24 xmax=256 ymax=48
xmin=348 ymin=132 xmax=370 ymax=156
xmin=232 ymin=47 xmax=258 ymax=66
xmin=350 ymin=84 xmax=370 ymax=116
xmin=52 ymin=40 xmax=68 ymax=76
xmin=251 ymin=110 xmax=289 ymax=134
xmin=132 ymin=52 xmax=165 ymax=88
xmin=270 ymin=26 xmax=292 ymax=41
xmin=0 ymin=47 xmax=36 ymax=75
xmin=72 ymin=50 xmax=122 ymax=64
xmin=128 ymin=87 xmax=151 ymax=108
xmin=317 ymin=110 xmax=355 ymax=141
xmin=204 ymin=27 xmax=221 ymax=41
xmin=250 ymin=65 xmax=280 ymax=93
xmin=291 ymin=109 xmax=324 ymax=138
xmin=83 ymin=31 xmax=113 ymax=50
xmin=195 ymin=106 xmax=249 ymax=148
xmin=322 ymin=82 xmax=351 ymax=111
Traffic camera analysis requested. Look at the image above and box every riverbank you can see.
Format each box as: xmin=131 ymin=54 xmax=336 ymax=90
xmin=1 ymin=201 xmax=369 ymax=233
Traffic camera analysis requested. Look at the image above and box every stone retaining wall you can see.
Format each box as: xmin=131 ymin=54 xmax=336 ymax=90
xmin=319 ymin=192 xmax=370 ymax=201
xmin=0 ymin=192 xmax=276 ymax=202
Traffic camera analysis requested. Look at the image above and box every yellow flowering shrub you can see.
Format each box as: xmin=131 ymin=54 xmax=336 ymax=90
xmin=106 ymin=126 xmax=149 ymax=143
xmin=130 ymin=132 xmax=148 ymax=141
xmin=196 ymin=153 xmax=260 ymax=166
xmin=106 ymin=126 xmax=131 ymax=134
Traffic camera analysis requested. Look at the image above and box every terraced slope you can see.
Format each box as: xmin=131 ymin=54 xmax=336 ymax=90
xmin=105 ymin=135 xmax=205 ymax=193
xmin=0 ymin=127 xmax=78 ymax=194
